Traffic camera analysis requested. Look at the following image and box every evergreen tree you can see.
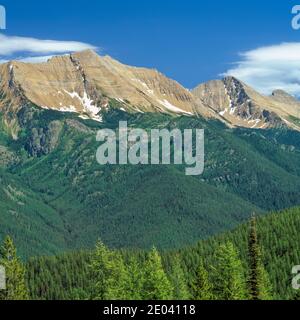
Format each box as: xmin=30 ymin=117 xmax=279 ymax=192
xmin=170 ymin=255 xmax=190 ymax=300
xmin=89 ymin=241 xmax=109 ymax=300
xmin=248 ymin=216 xmax=273 ymax=300
xmin=212 ymin=242 xmax=247 ymax=300
xmin=126 ymin=256 xmax=144 ymax=300
xmin=0 ymin=236 xmax=28 ymax=300
xmin=105 ymin=251 xmax=130 ymax=300
xmin=89 ymin=240 xmax=129 ymax=300
xmin=191 ymin=260 xmax=214 ymax=300
xmin=142 ymin=247 xmax=173 ymax=300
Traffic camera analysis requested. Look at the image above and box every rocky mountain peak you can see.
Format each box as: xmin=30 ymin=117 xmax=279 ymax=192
xmin=192 ymin=76 xmax=300 ymax=130
xmin=0 ymin=50 xmax=219 ymax=128
xmin=0 ymin=51 xmax=300 ymax=133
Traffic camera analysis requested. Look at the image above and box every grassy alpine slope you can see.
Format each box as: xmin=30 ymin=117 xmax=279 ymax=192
xmin=0 ymin=104 xmax=300 ymax=258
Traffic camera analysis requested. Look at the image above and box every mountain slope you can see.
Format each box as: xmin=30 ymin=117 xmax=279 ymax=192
xmin=1 ymin=52 xmax=300 ymax=258
xmin=1 ymin=108 xmax=261 ymax=258
xmin=0 ymin=105 xmax=300 ymax=257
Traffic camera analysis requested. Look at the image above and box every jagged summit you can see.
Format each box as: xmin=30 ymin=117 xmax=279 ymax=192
xmin=0 ymin=50 xmax=216 ymax=126
xmin=0 ymin=50 xmax=300 ymax=132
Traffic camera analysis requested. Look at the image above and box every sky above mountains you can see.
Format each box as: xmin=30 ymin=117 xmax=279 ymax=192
xmin=1 ymin=0 xmax=300 ymax=95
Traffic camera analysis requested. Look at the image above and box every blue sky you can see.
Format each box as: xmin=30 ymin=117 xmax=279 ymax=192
xmin=1 ymin=0 xmax=300 ymax=93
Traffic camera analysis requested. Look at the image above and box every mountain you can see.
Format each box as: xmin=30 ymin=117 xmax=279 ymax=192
xmin=192 ymin=76 xmax=300 ymax=130
xmin=1 ymin=51 xmax=300 ymax=258
xmin=1 ymin=50 xmax=300 ymax=134
xmin=0 ymin=50 xmax=217 ymax=130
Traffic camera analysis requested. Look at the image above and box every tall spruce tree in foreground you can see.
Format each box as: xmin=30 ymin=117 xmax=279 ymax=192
xmin=89 ymin=241 xmax=110 ymax=300
xmin=90 ymin=240 xmax=129 ymax=300
xmin=192 ymin=260 xmax=214 ymax=300
xmin=169 ymin=255 xmax=190 ymax=300
xmin=142 ymin=247 xmax=173 ymax=300
xmin=126 ymin=256 xmax=144 ymax=300
xmin=248 ymin=215 xmax=273 ymax=300
xmin=0 ymin=236 xmax=28 ymax=300
xmin=212 ymin=242 xmax=247 ymax=300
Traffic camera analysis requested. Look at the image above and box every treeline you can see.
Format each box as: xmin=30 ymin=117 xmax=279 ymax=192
xmin=84 ymin=216 xmax=272 ymax=300
xmin=2 ymin=208 xmax=300 ymax=300
xmin=0 ymin=216 xmax=281 ymax=300
xmin=25 ymin=206 xmax=300 ymax=300
xmin=178 ymin=206 xmax=300 ymax=300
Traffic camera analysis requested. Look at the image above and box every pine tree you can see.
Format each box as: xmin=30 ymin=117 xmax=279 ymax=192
xmin=0 ymin=236 xmax=28 ymax=300
xmin=89 ymin=240 xmax=110 ymax=300
xmin=192 ymin=260 xmax=214 ymax=300
xmin=142 ymin=247 xmax=173 ymax=300
xmin=212 ymin=242 xmax=247 ymax=300
xmin=89 ymin=240 xmax=129 ymax=300
xmin=126 ymin=256 xmax=144 ymax=300
xmin=105 ymin=251 xmax=130 ymax=300
xmin=248 ymin=216 xmax=273 ymax=300
xmin=170 ymin=255 xmax=190 ymax=300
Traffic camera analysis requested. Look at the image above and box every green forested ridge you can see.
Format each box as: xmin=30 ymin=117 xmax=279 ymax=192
xmin=0 ymin=106 xmax=300 ymax=258
xmin=22 ymin=207 xmax=300 ymax=300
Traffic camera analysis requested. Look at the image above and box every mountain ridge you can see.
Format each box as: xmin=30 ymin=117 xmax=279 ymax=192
xmin=1 ymin=49 xmax=299 ymax=135
xmin=0 ymin=50 xmax=216 ymax=125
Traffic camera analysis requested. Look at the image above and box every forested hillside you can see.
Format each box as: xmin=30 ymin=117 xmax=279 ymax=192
xmin=1 ymin=107 xmax=300 ymax=258
xmin=19 ymin=206 xmax=300 ymax=300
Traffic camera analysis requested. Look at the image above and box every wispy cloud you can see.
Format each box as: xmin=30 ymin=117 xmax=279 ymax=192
xmin=17 ymin=55 xmax=58 ymax=63
xmin=0 ymin=34 xmax=98 ymax=62
xmin=223 ymin=43 xmax=300 ymax=97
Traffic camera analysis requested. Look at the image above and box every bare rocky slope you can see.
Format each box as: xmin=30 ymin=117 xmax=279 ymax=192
xmin=0 ymin=49 xmax=299 ymax=136
xmin=0 ymin=50 xmax=215 ymax=125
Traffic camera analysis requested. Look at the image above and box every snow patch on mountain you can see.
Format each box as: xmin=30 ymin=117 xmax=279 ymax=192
xmin=158 ymin=99 xmax=192 ymax=115
xmin=64 ymin=90 xmax=102 ymax=122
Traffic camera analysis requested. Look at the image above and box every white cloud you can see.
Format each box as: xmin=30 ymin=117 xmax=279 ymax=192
xmin=0 ymin=33 xmax=97 ymax=62
xmin=18 ymin=55 xmax=57 ymax=63
xmin=0 ymin=55 xmax=58 ymax=64
xmin=223 ymin=42 xmax=300 ymax=97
